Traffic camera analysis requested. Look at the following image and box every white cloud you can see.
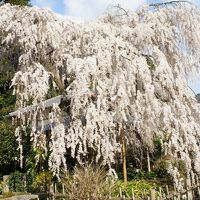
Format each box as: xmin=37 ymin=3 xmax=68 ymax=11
xmin=63 ymin=0 xmax=146 ymax=22
xmin=146 ymin=0 xmax=200 ymax=6
xmin=32 ymin=0 xmax=57 ymax=10
xmin=188 ymin=0 xmax=200 ymax=6
xmin=31 ymin=0 xmax=200 ymax=23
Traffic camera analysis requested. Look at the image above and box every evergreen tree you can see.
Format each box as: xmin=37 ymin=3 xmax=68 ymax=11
xmin=0 ymin=0 xmax=30 ymax=6
xmin=0 ymin=71 xmax=18 ymax=178
xmin=196 ymin=94 xmax=200 ymax=103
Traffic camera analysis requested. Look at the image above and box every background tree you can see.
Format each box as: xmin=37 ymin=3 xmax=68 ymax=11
xmin=0 ymin=71 xmax=18 ymax=178
xmin=0 ymin=0 xmax=30 ymax=6
xmin=196 ymin=94 xmax=200 ymax=103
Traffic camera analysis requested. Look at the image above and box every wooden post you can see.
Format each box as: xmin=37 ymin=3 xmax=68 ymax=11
xmin=190 ymin=171 xmax=195 ymax=198
xmin=62 ymin=184 xmax=65 ymax=200
xmin=109 ymin=186 xmax=111 ymax=199
xmin=173 ymin=192 xmax=177 ymax=200
xmin=119 ymin=188 xmax=122 ymax=198
xmin=50 ymin=184 xmax=53 ymax=193
xmin=190 ymin=171 xmax=195 ymax=185
xmin=150 ymin=189 xmax=155 ymax=200
xmin=162 ymin=193 xmax=166 ymax=199
xmin=186 ymin=182 xmax=189 ymax=200
xmin=186 ymin=178 xmax=193 ymax=200
xmin=177 ymin=192 xmax=181 ymax=200
xmin=62 ymin=184 xmax=65 ymax=194
xmin=147 ymin=148 xmax=151 ymax=172
xmin=23 ymin=174 xmax=27 ymax=192
xmin=159 ymin=187 xmax=162 ymax=199
xmin=166 ymin=185 xmax=169 ymax=197
xmin=53 ymin=183 xmax=55 ymax=195
xmin=196 ymin=175 xmax=200 ymax=197
xmin=50 ymin=184 xmax=54 ymax=200
xmin=132 ymin=188 xmax=135 ymax=200
xmin=173 ymin=183 xmax=177 ymax=200
xmin=121 ymin=127 xmax=127 ymax=186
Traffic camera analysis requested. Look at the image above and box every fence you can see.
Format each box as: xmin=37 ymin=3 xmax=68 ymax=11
xmin=47 ymin=180 xmax=200 ymax=200
xmin=3 ymin=173 xmax=200 ymax=200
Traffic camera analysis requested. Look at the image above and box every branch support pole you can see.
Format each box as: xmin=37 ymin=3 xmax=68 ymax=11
xmin=147 ymin=148 xmax=151 ymax=173
xmin=121 ymin=126 xmax=127 ymax=186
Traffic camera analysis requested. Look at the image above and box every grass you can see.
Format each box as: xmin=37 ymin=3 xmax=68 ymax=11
xmin=112 ymin=179 xmax=163 ymax=199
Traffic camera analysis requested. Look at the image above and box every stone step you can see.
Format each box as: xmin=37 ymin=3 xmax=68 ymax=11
xmin=2 ymin=194 xmax=38 ymax=200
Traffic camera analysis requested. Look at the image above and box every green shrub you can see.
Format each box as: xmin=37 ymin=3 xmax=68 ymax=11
xmin=119 ymin=168 xmax=158 ymax=181
xmin=9 ymin=171 xmax=26 ymax=192
xmin=145 ymin=171 xmax=157 ymax=179
xmin=119 ymin=168 xmax=144 ymax=180
xmin=173 ymin=159 xmax=187 ymax=178
xmin=0 ymin=181 xmax=3 ymax=194
xmin=113 ymin=180 xmax=161 ymax=199
xmin=32 ymin=171 xmax=53 ymax=194
xmin=1 ymin=191 xmax=13 ymax=198
xmin=154 ymin=160 xmax=169 ymax=178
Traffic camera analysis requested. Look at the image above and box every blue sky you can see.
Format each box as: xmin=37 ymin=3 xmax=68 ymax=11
xmin=31 ymin=0 xmax=147 ymax=21
xmin=30 ymin=0 xmax=200 ymax=21
xmin=30 ymin=0 xmax=200 ymax=93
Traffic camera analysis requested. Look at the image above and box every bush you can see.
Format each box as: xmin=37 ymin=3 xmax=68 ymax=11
xmin=9 ymin=171 xmax=26 ymax=192
xmin=62 ymin=164 xmax=115 ymax=200
xmin=154 ymin=160 xmax=169 ymax=178
xmin=1 ymin=191 xmax=13 ymax=198
xmin=32 ymin=171 xmax=53 ymax=194
xmin=0 ymin=180 xmax=3 ymax=194
xmin=113 ymin=180 xmax=161 ymax=199
xmin=126 ymin=168 xmax=145 ymax=180
xmin=173 ymin=159 xmax=187 ymax=178
xmin=118 ymin=168 xmax=157 ymax=181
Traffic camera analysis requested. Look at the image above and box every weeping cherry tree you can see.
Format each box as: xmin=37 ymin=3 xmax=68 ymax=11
xmin=0 ymin=1 xmax=200 ymax=189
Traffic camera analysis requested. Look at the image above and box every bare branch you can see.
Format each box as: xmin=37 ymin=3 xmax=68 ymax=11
xmin=113 ymin=4 xmax=129 ymax=16
xmin=188 ymin=85 xmax=197 ymax=96
xmin=149 ymin=1 xmax=192 ymax=7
